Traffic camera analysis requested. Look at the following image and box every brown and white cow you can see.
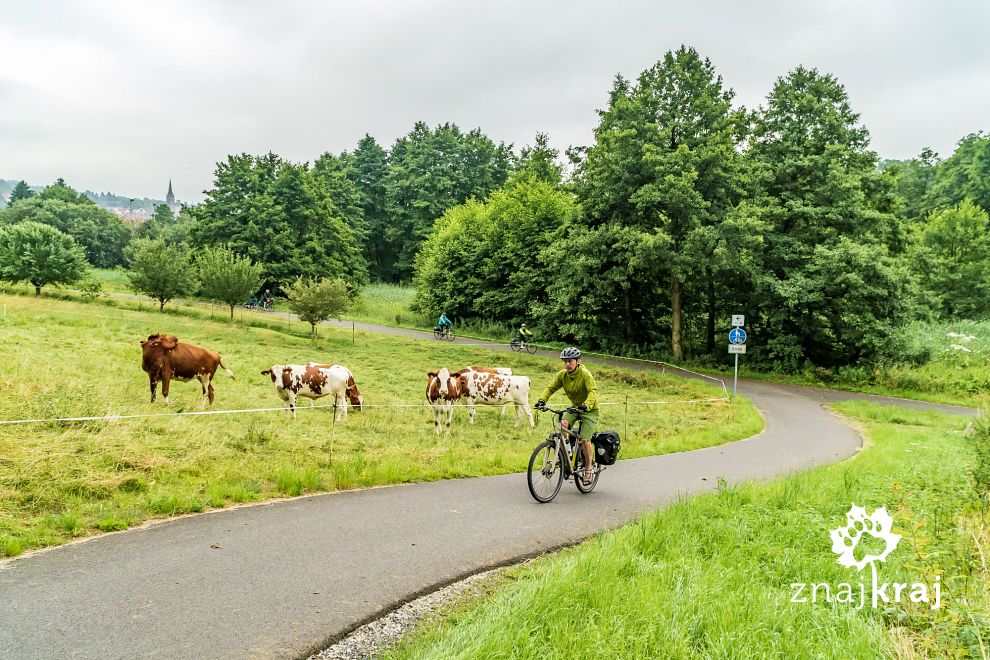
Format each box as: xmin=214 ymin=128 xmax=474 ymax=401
xmin=261 ymin=363 xmax=363 ymax=421
xmin=140 ymin=333 xmax=235 ymax=406
xmin=454 ymin=368 xmax=534 ymax=428
xmin=426 ymin=368 xmax=467 ymax=434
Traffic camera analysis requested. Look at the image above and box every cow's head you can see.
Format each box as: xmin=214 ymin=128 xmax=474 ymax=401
xmin=427 ymin=368 xmax=467 ymax=401
xmin=345 ymin=372 xmax=363 ymax=410
xmin=141 ymin=333 xmax=178 ymax=352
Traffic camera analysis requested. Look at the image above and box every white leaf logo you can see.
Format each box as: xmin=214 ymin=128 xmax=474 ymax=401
xmin=829 ymin=504 xmax=901 ymax=571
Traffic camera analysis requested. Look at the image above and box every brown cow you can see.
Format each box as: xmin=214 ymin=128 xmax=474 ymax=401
xmin=140 ymin=333 xmax=234 ymax=405
xmin=426 ymin=368 xmax=468 ymax=434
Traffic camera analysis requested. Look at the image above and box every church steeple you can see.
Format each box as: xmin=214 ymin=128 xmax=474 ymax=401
xmin=165 ymin=180 xmax=177 ymax=213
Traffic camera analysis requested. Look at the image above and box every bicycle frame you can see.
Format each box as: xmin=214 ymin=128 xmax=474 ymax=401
xmin=541 ymin=406 xmax=594 ymax=480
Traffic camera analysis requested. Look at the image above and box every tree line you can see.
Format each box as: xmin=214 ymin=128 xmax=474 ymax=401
xmin=414 ymin=47 xmax=990 ymax=369
xmin=1 ymin=45 xmax=988 ymax=371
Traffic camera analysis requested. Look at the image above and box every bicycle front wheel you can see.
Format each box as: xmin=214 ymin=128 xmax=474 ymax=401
xmin=527 ymin=440 xmax=563 ymax=503
xmin=446 ymin=330 xmax=456 ymax=341
xmin=525 ymin=341 xmax=537 ymax=354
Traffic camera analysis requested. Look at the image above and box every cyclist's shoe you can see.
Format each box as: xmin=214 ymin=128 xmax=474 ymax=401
xmin=582 ymin=468 xmax=593 ymax=486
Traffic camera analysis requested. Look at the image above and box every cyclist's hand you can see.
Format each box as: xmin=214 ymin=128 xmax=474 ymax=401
xmin=577 ymin=403 xmax=588 ymax=412
xmin=535 ymin=400 xmax=546 ymax=410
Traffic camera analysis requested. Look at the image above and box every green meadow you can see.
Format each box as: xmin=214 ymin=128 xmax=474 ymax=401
xmin=0 ymin=293 xmax=761 ymax=558
xmin=388 ymin=403 xmax=988 ymax=659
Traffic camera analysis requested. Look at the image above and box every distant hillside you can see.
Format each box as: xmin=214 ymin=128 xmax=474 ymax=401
xmin=0 ymin=179 xmax=178 ymax=219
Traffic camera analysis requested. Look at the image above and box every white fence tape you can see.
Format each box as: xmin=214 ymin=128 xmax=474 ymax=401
xmin=0 ymin=398 xmax=729 ymax=426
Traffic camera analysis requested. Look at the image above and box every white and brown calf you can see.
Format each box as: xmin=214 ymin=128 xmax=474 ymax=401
xmin=454 ymin=368 xmax=534 ymax=428
xmin=261 ymin=363 xmax=363 ymax=421
xmin=425 ymin=368 xmax=467 ymax=434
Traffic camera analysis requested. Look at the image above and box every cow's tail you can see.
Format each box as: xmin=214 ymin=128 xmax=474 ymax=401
xmin=220 ymin=360 xmax=235 ymax=380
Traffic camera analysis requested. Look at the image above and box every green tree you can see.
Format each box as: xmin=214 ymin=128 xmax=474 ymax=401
xmin=312 ymin=151 xmax=368 ymax=247
xmin=136 ymin=204 xmax=178 ymax=241
xmin=193 ymin=153 xmax=367 ymax=291
xmin=924 ymin=132 xmax=990 ymax=215
xmin=534 ymin=224 xmax=670 ymax=350
xmin=284 ymin=277 xmax=351 ymax=337
xmin=347 ymin=135 xmax=392 ymax=281
xmin=515 ymin=132 xmax=563 ymax=185
xmin=9 ymin=181 xmax=35 ymax=204
xmin=881 ymin=147 xmax=939 ymax=221
xmin=386 ymin=122 xmax=513 ymax=279
xmin=197 ymin=246 xmax=263 ymax=319
xmin=745 ymin=66 xmax=911 ymax=367
xmin=2 ymin=180 xmax=133 ymax=267
xmin=574 ymin=46 xmax=747 ymax=356
xmin=0 ymin=221 xmax=88 ymax=295
xmin=127 ymin=238 xmax=198 ymax=312
xmin=911 ymin=199 xmax=990 ymax=318
xmin=413 ymin=175 xmax=578 ymax=327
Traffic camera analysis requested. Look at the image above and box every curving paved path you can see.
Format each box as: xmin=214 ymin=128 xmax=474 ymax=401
xmin=0 ymin=327 xmax=978 ymax=660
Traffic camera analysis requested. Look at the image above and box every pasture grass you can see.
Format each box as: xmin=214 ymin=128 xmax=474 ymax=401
xmin=387 ymin=402 xmax=988 ymax=659
xmin=0 ymin=293 xmax=761 ymax=558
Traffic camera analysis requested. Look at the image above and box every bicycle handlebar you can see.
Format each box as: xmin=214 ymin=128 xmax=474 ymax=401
xmin=534 ymin=403 xmax=581 ymax=416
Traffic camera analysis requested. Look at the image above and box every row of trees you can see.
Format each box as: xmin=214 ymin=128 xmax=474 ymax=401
xmin=0 ymin=222 xmax=348 ymax=337
xmin=3 ymin=45 xmax=987 ymax=370
xmin=415 ymin=47 xmax=990 ymax=369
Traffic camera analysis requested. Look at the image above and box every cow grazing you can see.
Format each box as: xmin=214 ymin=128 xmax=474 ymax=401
xmin=261 ymin=363 xmax=363 ymax=421
xmin=426 ymin=368 xmax=467 ymax=434
xmin=454 ymin=368 xmax=534 ymax=428
xmin=140 ymin=333 xmax=234 ymax=406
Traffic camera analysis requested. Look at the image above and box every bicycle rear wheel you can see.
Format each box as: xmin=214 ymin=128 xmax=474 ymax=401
xmin=527 ymin=440 xmax=563 ymax=503
xmin=574 ymin=448 xmax=600 ymax=494
xmin=433 ymin=329 xmax=442 ymax=339
xmin=510 ymin=338 xmax=521 ymax=352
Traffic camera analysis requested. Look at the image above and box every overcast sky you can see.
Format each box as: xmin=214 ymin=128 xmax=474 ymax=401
xmin=2 ymin=0 xmax=988 ymax=203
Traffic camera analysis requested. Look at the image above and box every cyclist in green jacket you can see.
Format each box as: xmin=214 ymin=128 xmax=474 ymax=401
xmin=535 ymin=347 xmax=599 ymax=486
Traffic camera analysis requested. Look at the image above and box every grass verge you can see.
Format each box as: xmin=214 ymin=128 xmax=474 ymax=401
xmin=386 ymin=403 xmax=988 ymax=659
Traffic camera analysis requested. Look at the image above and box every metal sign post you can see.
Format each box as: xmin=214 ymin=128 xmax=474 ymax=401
xmin=728 ymin=315 xmax=746 ymax=399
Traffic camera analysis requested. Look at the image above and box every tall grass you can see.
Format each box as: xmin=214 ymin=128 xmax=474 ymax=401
xmin=0 ymin=293 xmax=760 ymax=558
xmin=388 ymin=403 xmax=987 ymax=659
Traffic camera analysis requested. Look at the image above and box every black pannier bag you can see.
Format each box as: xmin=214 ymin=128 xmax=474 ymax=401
xmin=591 ymin=430 xmax=621 ymax=465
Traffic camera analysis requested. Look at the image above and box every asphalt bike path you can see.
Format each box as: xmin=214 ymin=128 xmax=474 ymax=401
xmin=0 ymin=324 xmax=978 ymax=659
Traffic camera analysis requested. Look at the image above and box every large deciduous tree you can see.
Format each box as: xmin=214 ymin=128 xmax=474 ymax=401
xmin=910 ymin=199 xmax=990 ymax=319
xmin=413 ymin=174 xmax=577 ymax=326
xmin=0 ymin=221 xmax=88 ymax=295
xmin=192 ymin=153 xmax=367 ymax=292
xmin=128 ymin=238 xmax=198 ymax=312
xmin=923 ymin=132 xmax=990 ymax=216
xmin=197 ymin=246 xmax=263 ymax=319
xmin=347 ymin=135 xmax=392 ymax=282
xmin=745 ymin=66 xmax=912 ymax=367
xmin=1 ymin=180 xmax=133 ymax=268
xmin=386 ymin=122 xmax=513 ymax=280
xmin=574 ymin=46 xmax=747 ymax=357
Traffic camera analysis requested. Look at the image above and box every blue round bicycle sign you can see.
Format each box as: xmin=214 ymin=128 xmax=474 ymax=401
xmin=729 ymin=327 xmax=747 ymax=345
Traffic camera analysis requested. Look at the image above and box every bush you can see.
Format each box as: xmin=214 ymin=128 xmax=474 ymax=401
xmin=78 ymin=277 xmax=103 ymax=301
